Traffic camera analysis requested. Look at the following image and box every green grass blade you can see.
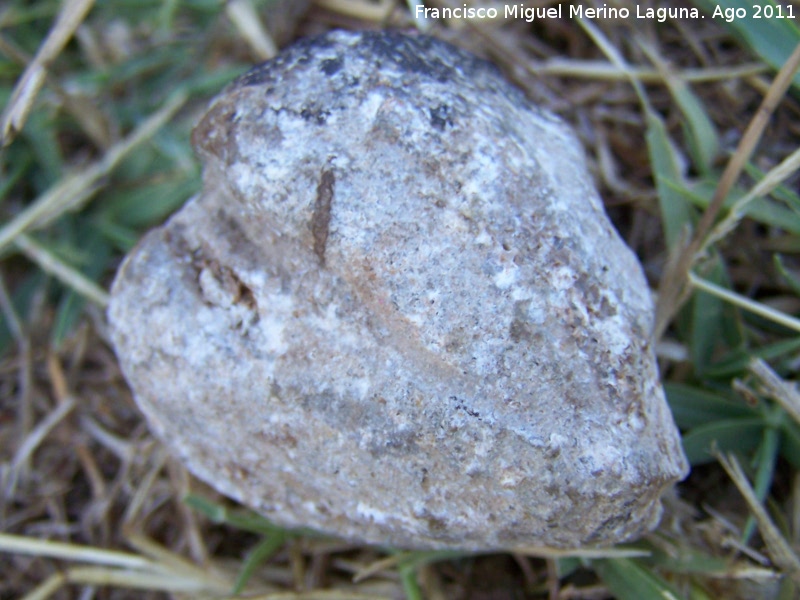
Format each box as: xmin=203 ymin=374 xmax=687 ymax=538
xmin=0 ymin=270 xmax=45 ymax=355
xmin=690 ymin=254 xmax=743 ymax=374
xmin=23 ymin=109 xmax=66 ymax=188
xmin=685 ymin=178 xmax=800 ymax=236
xmin=779 ymin=421 xmax=800 ymax=469
xmin=638 ymin=37 xmax=719 ymax=174
xmin=232 ymin=532 xmax=286 ymax=595
xmin=689 ymin=272 xmax=800 ymax=334
xmin=679 ymin=96 xmax=719 ymax=176
xmin=592 ymin=557 xmax=684 ymax=600
xmin=52 ymin=289 xmax=86 ymax=348
xmin=663 ymin=75 xmax=719 ymax=175
xmin=100 ymin=171 xmax=199 ymax=228
xmin=692 ymin=0 xmax=800 ymax=92
xmin=184 ymin=494 xmax=278 ymax=536
xmin=0 ymin=150 xmax=32 ymax=201
xmin=394 ymin=549 xmax=476 ymax=571
xmin=648 ymin=113 xmax=696 ymax=249
xmin=774 ymin=255 xmax=800 ymax=296
xmin=665 ymin=383 xmax=758 ymax=429
xmin=778 ymin=578 xmax=798 ymax=600
xmin=184 ymin=494 xmax=325 ymax=539
xmin=92 ymin=216 xmax=140 ymax=252
xmin=703 ymin=336 xmax=800 ymax=378
xmin=645 ymin=544 xmax=731 ymax=575
xmin=578 ymin=12 xmax=696 ymax=249
xmin=557 ymin=556 xmax=581 ymax=578
xmin=716 ymin=451 xmax=800 ymax=585
xmin=682 ymin=418 xmax=766 ymax=465
xmin=743 ymin=161 xmax=800 ymax=217
xmin=400 ymin=561 xmax=423 ymax=600
xmin=742 ymin=426 xmax=781 ymax=542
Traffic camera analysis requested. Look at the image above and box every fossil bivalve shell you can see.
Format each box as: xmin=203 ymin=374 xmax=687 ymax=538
xmin=108 ymin=30 xmax=689 ymax=551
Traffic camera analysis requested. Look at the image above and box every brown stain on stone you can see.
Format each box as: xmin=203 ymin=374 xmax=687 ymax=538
xmin=192 ymin=249 xmax=257 ymax=312
xmin=312 ymin=168 xmax=335 ymax=266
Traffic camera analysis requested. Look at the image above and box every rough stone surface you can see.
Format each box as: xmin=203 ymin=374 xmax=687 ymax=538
xmin=109 ymin=30 xmax=689 ymax=551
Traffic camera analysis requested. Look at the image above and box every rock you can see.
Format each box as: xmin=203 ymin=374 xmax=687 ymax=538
xmin=108 ymin=30 xmax=689 ymax=551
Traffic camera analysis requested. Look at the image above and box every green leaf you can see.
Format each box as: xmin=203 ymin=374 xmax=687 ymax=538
xmin=665 ymin=383 xmax=758 ymax=429
xmin=774 ymin=255 xmax=800 ymax=296
xmin=0 ymin=270 xmax=46 ymax=356
xmin=704 ymin=337 xmax=800 ymax=378
xmin=646 ymin=545 xmax=731 ymax=575
xmin=179 ymin=65 xmax=251 ymax=97
xmin=690 ymin=254 xmax=743 ymax=374
xmin=681 ymin=178 xmax=800 ymax=236
xmin=102 ymin=171 xmax=199 ymax=228
xmin=393 ymin=549 xmax=476 ymax=570
xmin=400 ymin=561 xmax=424 ymax=600
xmin=592 ymin=558 xmax=685 ymax=600
xmin=23 ymin=111 xmax=64 ymax=192
xmin=779 ymin=421 xmax=800 ymax=470
xmin=742 ymin=426 xmax=781 ymax=543
xmin=0 ymin=150 xmax=32 ymax=202
xmin=92 ymin=216 xmax=140 ymax=252
xmin=51 ymin=289 xmax=86 ymax=349
xmin=184 ymin=494 xmax=325 ymax=539
xmin=557 ymin=556 xmax=581 ymax=578
xmin=778 ymin=578 xmax=799 ymax=600
xmin=692 ymin=0 xmax=800 ymax=93
xmin=46 ymin=224 xmax=112 ymax=347
xmin=670 ymin=81 xmax=719 ymax=174
xmin=184 ymin=495 xmax=279 ymax=536
xmin=640 ymin=34 xmax=719 ymax=174
xmin=682 ymin=418 xmax=766 ymax=465
xmin=743 ymin=162 xmax=800 ymax=217
xmin=232 ymin=533 xmax=286 ymax=595
xmin=647 ymin=112 xmax=696 ymax=249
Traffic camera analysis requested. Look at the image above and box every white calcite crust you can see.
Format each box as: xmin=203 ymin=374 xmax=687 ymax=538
xmin=109 ymin=30 xmax=688 ymax=550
